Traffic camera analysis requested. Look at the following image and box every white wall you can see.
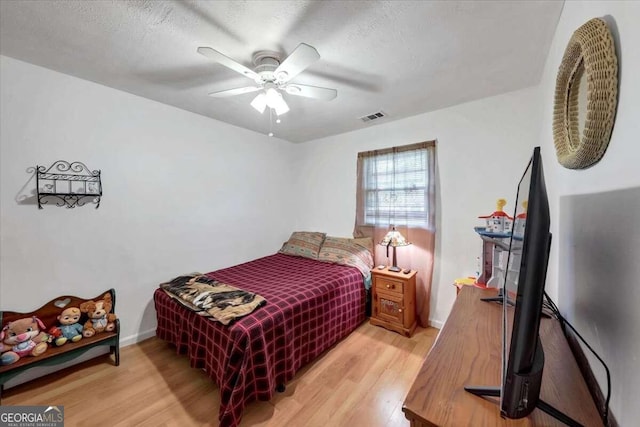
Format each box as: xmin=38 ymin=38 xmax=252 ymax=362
xmin=537 ymin=2 xmax=640 ymax=424
xmin=291 ymin=86 xmax=542 ymax=327
xmin=0 ymin=56 xmax=295 ymax=346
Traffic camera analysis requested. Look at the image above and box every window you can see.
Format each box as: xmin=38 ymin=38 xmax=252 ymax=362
xmin=356 ymin=141 xmax=435 ymax=229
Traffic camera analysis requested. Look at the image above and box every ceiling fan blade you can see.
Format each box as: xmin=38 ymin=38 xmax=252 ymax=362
xmin=274 ymin=43 xmax=320 ymax=82
xmin=208 ymin=86 xmax=262 ymax=98
xmin=197 ymin=47 xmax=259 ymax=80
xmin=284 ymin=84 xmax=337 ymax=101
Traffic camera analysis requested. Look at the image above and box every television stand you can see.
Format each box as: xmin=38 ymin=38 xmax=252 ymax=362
xmin=402 ymin=287 xmax=601 ymax=426
xmin=480 ymin=287 xmax=515 ymax=306
xmin=464 ymin=386 xmax=583 ymax=427
xmin=465 ymin=332 xmax=582 ymax=426
xmin=480 ymin=288 xmax=554 ymax=317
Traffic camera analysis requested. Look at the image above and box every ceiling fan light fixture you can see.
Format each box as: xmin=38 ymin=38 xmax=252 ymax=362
xmin=274 ymin=96 xmax=290 ymax=115
xmin=274 ymin=102 xmax=290 ymax=116
xmin=264 ymin=88 xmax=290 ymax=116
xmin=265 ymin=87 xmax=280 ymax=105
xmin=250 ymin=93 xmax=267 ymax=114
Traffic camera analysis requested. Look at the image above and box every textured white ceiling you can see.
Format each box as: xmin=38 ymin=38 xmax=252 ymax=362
xmin=0 ymin=0 xmax=563 ymax=143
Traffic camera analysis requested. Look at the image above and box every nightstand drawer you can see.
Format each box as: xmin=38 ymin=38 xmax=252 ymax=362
xmin=375 ymin=277 xmax=404 ymax=294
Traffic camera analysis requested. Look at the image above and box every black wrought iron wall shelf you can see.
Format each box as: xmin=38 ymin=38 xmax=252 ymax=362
xmin=35 ymin=161 xmax=102 ymax=209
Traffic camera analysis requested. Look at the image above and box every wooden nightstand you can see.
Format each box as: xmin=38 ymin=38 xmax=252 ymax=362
xmin=370 ymin=267 xmax=417 ymax=337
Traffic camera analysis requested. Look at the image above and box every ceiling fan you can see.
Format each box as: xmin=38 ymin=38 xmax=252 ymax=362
xmin=197 ymin=43 xmax=337 ymax=116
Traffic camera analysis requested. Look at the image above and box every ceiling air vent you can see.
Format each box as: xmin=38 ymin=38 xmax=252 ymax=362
xmin=359 ymin=111 xmax=387 ymax=123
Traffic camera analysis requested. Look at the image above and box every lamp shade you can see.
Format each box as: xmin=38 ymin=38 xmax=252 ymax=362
xmin=379 ymin=226 xmax=411 ymax=272
xmin=380 ymin=227 xmax=410 ymax=247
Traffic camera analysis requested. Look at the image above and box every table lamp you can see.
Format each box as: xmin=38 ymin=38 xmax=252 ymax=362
xmin=379 ymin=226 xmax=411 ymax=272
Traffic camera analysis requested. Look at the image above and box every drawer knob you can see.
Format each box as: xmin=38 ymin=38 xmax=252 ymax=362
xmin=398 ymin=308 xmax=403 ymax=313
xmin=386 ymin=284 xmax=391 ymax=289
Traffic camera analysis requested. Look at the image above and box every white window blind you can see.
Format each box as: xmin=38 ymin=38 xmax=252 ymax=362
xmin=362 ymin=147 xmax=429 ymax=227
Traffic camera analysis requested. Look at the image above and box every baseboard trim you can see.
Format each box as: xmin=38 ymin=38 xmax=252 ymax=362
xmin=428 ymin=319 xmax=444 ymax=329
xmin=119 ymin=328 xmax=156 ymax=347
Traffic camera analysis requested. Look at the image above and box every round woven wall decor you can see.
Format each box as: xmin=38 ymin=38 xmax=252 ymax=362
xmin=552 ymin=18 xmax=618 ymax=169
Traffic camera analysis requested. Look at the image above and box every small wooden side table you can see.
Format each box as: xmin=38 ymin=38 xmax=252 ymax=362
xmin=369 ymin=267 xmax=417 ymax=337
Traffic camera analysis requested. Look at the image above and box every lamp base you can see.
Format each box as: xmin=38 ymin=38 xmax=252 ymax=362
xmin=388 ymin=266 xmax=402 ymax=272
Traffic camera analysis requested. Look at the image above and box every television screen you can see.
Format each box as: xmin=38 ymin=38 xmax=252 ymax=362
xmin=466 ymin=147 xmax=581 ymax=425
xmin=499 ymin=146 xmax=549 ymax=419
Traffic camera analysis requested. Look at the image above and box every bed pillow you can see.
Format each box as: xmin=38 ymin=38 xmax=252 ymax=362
xmin=352 ymin=237 xmax=374 ymax=257
xmin=279 ymin=231 xmax=326 ymax=259
xmin=317 ymin=236 xmax=375 ymax=277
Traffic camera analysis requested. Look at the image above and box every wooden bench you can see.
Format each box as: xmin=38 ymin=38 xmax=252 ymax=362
xmin=0 ymin=289 xmax=120 ymax=401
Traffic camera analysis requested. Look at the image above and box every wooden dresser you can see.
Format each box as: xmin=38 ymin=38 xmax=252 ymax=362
xmin=370 ymin=267 xmax=417 ymax=337
xmin=402 ymin=287 xmax=601 ymax=426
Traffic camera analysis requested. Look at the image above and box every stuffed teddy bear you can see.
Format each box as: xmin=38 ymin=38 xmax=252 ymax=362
xmin=48 ymin=307 xmax=84 ymax=346
xmin=80 ymin=293 xmax=116 ymax=338
xmin=1 ymin=316 xmax=49 ymax=365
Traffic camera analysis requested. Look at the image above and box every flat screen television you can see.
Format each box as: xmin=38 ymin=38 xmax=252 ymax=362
xmin=465 ymin=147 xmax=581 ymax=426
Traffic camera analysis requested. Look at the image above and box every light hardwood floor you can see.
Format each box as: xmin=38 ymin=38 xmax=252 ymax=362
xmin=2 ymin=322 xmax=438 ymax=427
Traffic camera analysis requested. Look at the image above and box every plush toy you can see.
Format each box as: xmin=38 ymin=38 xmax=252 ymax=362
xmin=1 ymin=316 xmax=49 ymax=365
xmin=49 ymin=307 xmax=84 ymax=346
xmin=80 ymin=293 xmax=116 ymax=337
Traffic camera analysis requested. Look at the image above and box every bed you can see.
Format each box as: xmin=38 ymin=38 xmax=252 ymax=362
xmin=154 ymin=250 xmax=367 ymax=427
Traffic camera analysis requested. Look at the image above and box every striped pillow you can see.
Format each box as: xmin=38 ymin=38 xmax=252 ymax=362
xmin=317 ymin=236 xmax=374 ymax=278
xmin=352 ymin=237 xmax=374 ymax=257
xmin=279 ymin=231 xmax=326 ymax=259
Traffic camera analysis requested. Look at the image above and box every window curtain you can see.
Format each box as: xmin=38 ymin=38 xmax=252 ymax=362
xmin=354 ymin=141 xmax=436 ymax=327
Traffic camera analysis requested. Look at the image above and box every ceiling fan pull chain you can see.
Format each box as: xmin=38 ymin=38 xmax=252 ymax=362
xmin=268 ymin=108 xmax=274 ymax=137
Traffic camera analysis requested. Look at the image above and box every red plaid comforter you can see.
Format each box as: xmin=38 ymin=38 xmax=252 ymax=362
xmin=154 ymin=253 xmax=366 ymax=427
